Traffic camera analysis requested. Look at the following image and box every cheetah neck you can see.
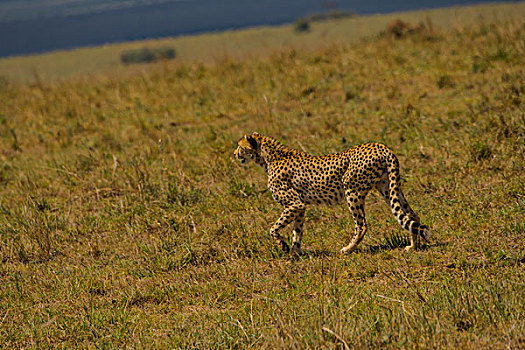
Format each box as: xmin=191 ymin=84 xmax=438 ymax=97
xmin=257 ymin=136 xmax=308 ymax=164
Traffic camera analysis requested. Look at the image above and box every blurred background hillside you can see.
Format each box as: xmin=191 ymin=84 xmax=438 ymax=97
xmin=0 ymin=0 xmax=520 ymax=57
xmin=1 ymin=1 xmax=524 ymax=82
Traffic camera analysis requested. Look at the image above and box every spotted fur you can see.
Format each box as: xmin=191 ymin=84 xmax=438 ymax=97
xmin=234 ymin=133 xmax=430 ymax=255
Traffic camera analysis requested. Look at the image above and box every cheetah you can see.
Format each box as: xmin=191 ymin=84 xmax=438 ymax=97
xmin=234 ymin=132 xmax=430 ymax=255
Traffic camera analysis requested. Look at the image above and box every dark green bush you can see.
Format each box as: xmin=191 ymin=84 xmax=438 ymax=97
xmin=436 ymin=74 xmax=455 ymax=89
xmin=120 ymin=46 xmax=176 ymax=65
xmin=470 ymin=140 xmax=493 ymax=161
xmin=294 ymin=19 xmax=311 ymax=33
xmin=155 ymin=46 xmax=176 ymax=60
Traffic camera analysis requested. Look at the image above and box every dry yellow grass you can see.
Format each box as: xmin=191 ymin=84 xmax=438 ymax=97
xmin=0 ymin=9 xmax=524 ymax=349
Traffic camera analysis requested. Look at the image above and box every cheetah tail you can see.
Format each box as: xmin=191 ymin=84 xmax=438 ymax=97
xmin=386 ymin=153 xmax=431 ymax=242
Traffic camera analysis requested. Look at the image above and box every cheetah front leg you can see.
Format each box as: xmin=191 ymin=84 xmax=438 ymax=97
xmin=292 ymin=209 xmax=306 ymax=256
xmin=270 ymin=203 xmax=305 ymax=254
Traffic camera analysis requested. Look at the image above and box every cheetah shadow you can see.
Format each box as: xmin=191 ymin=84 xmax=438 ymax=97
xmin=283 ymin=248 xmax=334 ymax=260
xmin=302 ymin=248 xmax=334 ymax=258
xmin=295 ymin=241 xmax=447 ymax=258
xmin=363 ymin=241 xmax=448 ymax=255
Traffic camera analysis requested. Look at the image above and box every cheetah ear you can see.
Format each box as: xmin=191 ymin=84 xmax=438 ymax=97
xmin=245 ymin=135 xmax=259 ymax=150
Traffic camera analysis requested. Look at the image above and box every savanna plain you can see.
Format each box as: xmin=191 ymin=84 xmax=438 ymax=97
xmin=0 ymin=7 xmax=524 ymax=349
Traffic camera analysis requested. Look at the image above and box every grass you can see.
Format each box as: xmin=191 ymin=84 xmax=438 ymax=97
xmin=1 ymin=2 xmax=525 ymax=82
xmin=0 ymin=9 xmax=525 ymax=349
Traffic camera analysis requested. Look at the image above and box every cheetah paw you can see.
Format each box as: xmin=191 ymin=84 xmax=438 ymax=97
xmin=340 ymin=246 xmax=355 ymax=254
xmin=291 ymin=244 xmax=302 ymax=256
xmin=404 ymin=245 xmax=415 ymax=252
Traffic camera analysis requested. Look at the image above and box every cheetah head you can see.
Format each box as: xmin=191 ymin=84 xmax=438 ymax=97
xmin=234 ymin=133 xmax=260 ymax=164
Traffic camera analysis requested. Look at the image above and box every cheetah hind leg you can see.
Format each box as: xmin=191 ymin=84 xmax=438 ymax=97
xmin=340 ymin=190 xmax=368 ymax=254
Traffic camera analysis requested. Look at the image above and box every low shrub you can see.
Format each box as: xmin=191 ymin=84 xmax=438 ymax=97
xmin=120 ymin=46 xmax=176 ymax=65
xmin=294 ymin=19 xmax=311 ymax=33
xmin=386 ymin=19 xmax=424 ymax=38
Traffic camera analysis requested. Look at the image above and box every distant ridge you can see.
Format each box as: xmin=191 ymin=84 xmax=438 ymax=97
xmin=0 ymin=0 xmax=519 ymax=57
xmin=1 ymin=2 xmax=524 ymax=82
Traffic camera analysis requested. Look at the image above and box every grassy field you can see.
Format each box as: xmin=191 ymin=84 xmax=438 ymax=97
xmin=1 ymin=7 xmax=525 ymax=349
xmin=1 ymin=2 xmax=525 ymax=82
